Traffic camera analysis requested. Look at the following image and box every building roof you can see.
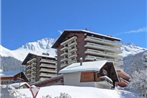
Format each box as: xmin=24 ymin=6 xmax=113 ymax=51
xmin=0 ymin=70 xmax=22 ymax=77
xmin=59 ymin=60 xmax=107 ymax=74
xmin=22 ymin=53 xmax=56 ymax=65
xmin=52 ymin=30 xmax=121 ymax=48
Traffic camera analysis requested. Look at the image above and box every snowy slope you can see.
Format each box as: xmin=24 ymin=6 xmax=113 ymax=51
xmin=9 ymin=85 xmax=138 ymax=98
xmin=0 ymin=45 xmax=14 ymax=57
xmin=120 ymin=43 xmax=146 ymax=57
xmin=0 ymin=38 xmax=56 ymax=61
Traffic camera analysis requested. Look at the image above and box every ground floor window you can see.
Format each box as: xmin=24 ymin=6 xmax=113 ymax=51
xmin=80 ymin=72 xmax=95 ymax=82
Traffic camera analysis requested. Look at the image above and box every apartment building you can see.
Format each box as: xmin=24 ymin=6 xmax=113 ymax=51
xmin=52 ymin=30 xmax=122 ymax=72
xmin=22 ymin=53 xmax=57 ymax=83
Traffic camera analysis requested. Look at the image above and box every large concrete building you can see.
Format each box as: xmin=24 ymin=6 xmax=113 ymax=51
xmin=52 ymin=30 xmax=122 ymax=72
xmin=22 ymin=53 xmax=57 ymax=83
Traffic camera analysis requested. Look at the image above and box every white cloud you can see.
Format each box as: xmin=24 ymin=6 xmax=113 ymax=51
xmin=115 ymin=27 xmax=147 ymax=36
xmin=124 ymin=27 xmax=147 ymax=34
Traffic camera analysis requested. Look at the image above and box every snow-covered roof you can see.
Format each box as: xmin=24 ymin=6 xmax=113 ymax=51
xmin=65 ymin=29 xmax=121 ymax=40
xmin=0 ymin=70 xmax=22 ymax=77
xmin=52 ymin=29 xmax=121 ymax=48
xmin=59 ymin=60 xmax=107 ymax=74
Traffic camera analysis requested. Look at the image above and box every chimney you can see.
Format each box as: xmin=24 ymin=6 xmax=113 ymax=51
xmin=80 ymin=57 xmax=83 ymax=66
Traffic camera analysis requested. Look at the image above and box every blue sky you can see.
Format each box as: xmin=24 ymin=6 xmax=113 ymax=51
xmin=2 ymin=0 xmax=147 ymax=49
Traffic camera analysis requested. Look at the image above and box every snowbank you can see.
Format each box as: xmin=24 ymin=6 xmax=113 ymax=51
xmin=11 ymin=85 xmax=137 ymax=98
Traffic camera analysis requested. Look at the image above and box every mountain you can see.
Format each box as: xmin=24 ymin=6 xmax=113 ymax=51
xmin=0 ymin=56 xmax=24 ymax=71
xmin=0 ymin=38 xmax=146 ymax=72
xmin=123 ymin=50 xmax=147 ymax=94
xmin=1 ymin=39 xmax=146 ymax=61
xmin=120 ymin=43 xmax=146 ymax=57
xmin=0 ymin=38 xmax=56 ymax=61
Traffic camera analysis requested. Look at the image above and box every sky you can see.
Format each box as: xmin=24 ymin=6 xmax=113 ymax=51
xmin=1 ymin=0 xmax=147 ymax=50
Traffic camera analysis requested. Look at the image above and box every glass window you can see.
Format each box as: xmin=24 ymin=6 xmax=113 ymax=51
xmin=80 ymin=72 xmax=95 ymax=82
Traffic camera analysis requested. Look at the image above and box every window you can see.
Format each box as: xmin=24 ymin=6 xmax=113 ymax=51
xmin=71 ymin=46 xmax=75 ymax=49
xmin=65 ymin=49 xmax=68 ymax=53
xmin=65 ymin=55 xmax=68 ymax=58
xmin=80 ymin=72 xmax=95 ymax=82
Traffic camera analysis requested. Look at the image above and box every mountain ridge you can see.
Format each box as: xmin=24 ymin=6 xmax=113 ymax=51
xmin=0 ymin=38 xmax=146 ymax=61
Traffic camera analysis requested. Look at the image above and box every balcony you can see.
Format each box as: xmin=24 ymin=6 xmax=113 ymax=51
xmin=27 ymin=58 xmax=37 ymax=64
xmin=26 ymin=69 xmax=32 ymax=74
xmin=84 ymin=36 xmax=121 ymax=47
xmin=68 ymin=41 xmax=77 ymax=47
xmin=84 ymin=42 xmax=121 ymax=53
xmin=40 ymin=68 xmax=56 ymax=73
xmin=68 ymin=54 xmax=77 ymax=58
xmin=31 ymin=66 xmax=36 ymax=70
xmin=40 ymin=59 xmax=56 ymax=64
xmin=61 ymin=36 xmax=77 ymax=46
xmin=39 ymin=73 xmax=57 ymax=77
xmin=60 ymin=58 xmax=68 ymax=62
xmin=60 ymin=52 xmax=68 ymax=57
xmin=69 ymin=48 xmax=77 ymax=53
xmin=60 ymin=46 xmax=68 ymax=51
xmin=85 ymin=49 xmax=117 ymax=58
xmin=40 ymin=63 xmax=56 ymax=69
xmin=85 ymin=55 xmax=107 ymax=61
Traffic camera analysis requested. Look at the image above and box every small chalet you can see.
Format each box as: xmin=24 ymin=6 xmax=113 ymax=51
xmin=59 ymin=60 xmax=119 ymax=89
xmin=0 ymin=70 xmax=28 ymax=84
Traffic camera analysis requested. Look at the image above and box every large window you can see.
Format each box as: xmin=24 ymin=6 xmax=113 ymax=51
xmin=80 ymin=72 xmax=95 ymax=82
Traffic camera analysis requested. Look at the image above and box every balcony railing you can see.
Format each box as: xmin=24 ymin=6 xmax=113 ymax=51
xmin=60 ymin=46 xmax=68 ymax=51
xmin=40 ymin=59 xmax=56 ymax=64
xmin=27 ymin=58 xmax=37 ymax=64
xmin=68 ymin=48 xmax=77 ymax=52
xmin=68 ymin=41 xmax=77 ymax=47
xmin=85 ymin=49 xmax=117 ymax=58
xmin=40 ymin=63 xmax=56 ymax=69
xmin=60 ymin=58 xmax=68 ymax=62
xmin=84 ymin=42 xmax=121 ymax=53
xmin=85 ymin=55 xmax=115 ymax=60
xmin=68 ymin=54 xmax=77 ymax=58
xmin=84 ymin=36 xmax=121 ymax=47
xmin=61 ymin=36 xmax=77 ymax=46
xmin=40 ymin=68 xmax=56 ymax=73
xmin=39 ymin=73 xmax=57 ymax=77
xmin=60 ymin=52 xmax=68 ymax=57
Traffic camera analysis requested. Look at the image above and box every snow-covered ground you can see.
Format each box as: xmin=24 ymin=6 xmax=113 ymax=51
xmin=8 ymin=85 xmax=139 ymax=98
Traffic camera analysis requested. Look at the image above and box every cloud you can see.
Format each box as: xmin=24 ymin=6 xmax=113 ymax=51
xmin=115 ymin=27 xmax=147 ymax=36
xmin=124 ymin=27 xmax=147 ymax=34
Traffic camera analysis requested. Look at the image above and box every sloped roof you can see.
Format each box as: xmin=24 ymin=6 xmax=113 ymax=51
xmin=22 ymin=53 xmax=56 ymax=65
xmin=0 ymin=70 xmax=22 ymax=77
xmin=59 ymin=60 xmax=107 ymax=74
xmin=52 ymin=30 xmax=121 ymax=48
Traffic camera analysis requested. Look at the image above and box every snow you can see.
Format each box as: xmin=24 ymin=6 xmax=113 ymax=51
xmin=1 ymin=38 xmax=146 ymax=61
xmin=120 ymin=43 xmax=146 ymax=57
xmin=64 ymin=29 xmax=121 ymax=41
xmin=59 ymin=60 xmax=107 ymax=74
xmin=0 ymin=70 xmax=22 ymax=77
xmin=0 ymin=38 xmax=56 ymax=61
xmin=0 ymin=45 xmax=14 ymax=57
xmin=9 ymin=85 xmax=137 ymax=98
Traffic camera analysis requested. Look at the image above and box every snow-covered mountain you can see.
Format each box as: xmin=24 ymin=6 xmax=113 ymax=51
xmin=0 ymin=38 xmax=56 ymax=61
xmin=120 ymin=43 xmax=146 ymax=57
xmin=0 ymin=38 xmax=146 ymax=61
